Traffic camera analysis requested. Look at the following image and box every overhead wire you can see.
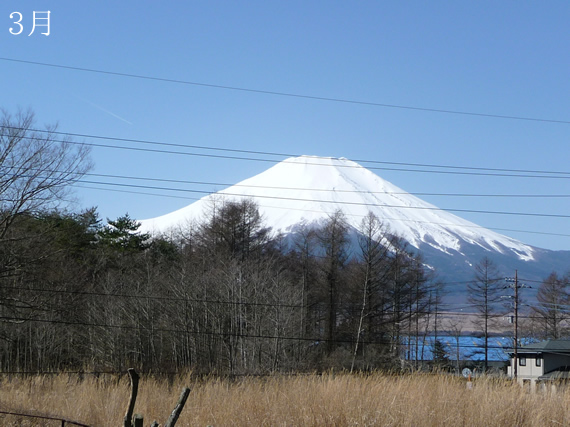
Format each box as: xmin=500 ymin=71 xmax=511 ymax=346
xmin=1 ymin=56 xmax=569 ymax=125
xmin=2 ymin=128 xmax=569 ymax=229
xmin=73 ymin=177 xmax=570 ymax=219
xmin=0 ymin=278 xmax=546 ymax=313
xmin=0 ymin=315 xmax=517 ymax=352
xmin=2 ymin=154 xmax=567 ymax=197
xmin=1 ymin=77 xmax=568 ymax=242
xmin=3 ymin=175 xmax=566 ymax=239
xmin=74 ymin=184 xmax=570 ymax=239
xmin=78 ymin=171 xmax=570 ymax=198
xmin=1 ymin=127 xmax=570 ymax=179
xmin=1 ymin=136 xmax=567 ymax=220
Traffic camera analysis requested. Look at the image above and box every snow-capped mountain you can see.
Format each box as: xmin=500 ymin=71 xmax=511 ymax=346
xmin=139 ymin=155 xmax=568 ymax=286
xmin=141 ymin=155 xmax=533 ymax=257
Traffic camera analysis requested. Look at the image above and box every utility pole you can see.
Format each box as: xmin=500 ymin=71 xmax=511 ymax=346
xmin=512 ymin=271 xmax=519 ymax=379
xmin=504 ymin=271 xmax=530 ymax=381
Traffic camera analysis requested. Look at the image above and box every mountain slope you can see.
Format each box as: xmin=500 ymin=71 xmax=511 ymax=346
xmin=140 ymin=155 xmax=535 ymax=263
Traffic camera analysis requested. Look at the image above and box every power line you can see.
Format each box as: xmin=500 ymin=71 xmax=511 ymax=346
xmin=0 ymin=315 xmax=517 ymax=351
xmin=0 ymin=284 xmax=460 ymax=309
xmin=2 ymin=57 xmax=569 ymax=125
xmin=1 ymin=285 xmax=308 ymax=310
xmin=3 ymin=162 xmax=566 ymax=240
xmin=3 ymin=153 xmax=566 ymax=219
xmin=0 ymin=283 xmax=549 ymax=315
xmin=75 ymin=178 xmax=570 ymax=219
xmin=2 ymin=128 xmax=568 ymax=237
xmin=2 ymin=127 xmax=570 ymax=179
xmin=78 ymin=171 xmax=570 ymax=199
xmin=4 ymin=156 xmax=567 ymax=198
xmin=76 ymin=184 xmax=570 ymax=239
xmin=38 ymin=136 xmax=570 ymax=179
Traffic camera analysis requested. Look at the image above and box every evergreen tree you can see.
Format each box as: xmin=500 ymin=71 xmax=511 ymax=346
xmin=97 ymin=213 xmax=150 ymax=252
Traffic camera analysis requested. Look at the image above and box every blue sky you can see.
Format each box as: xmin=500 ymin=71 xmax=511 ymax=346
xmin=1 ymin=1 xmax=569 ymax=250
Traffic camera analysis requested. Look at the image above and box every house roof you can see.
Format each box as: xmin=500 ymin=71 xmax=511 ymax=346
xmin=511 ymin=340 xmax=570 ymax=354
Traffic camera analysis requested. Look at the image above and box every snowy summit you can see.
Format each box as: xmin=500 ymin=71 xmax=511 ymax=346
xmin=139 ymin=155 xmax=535 ymax=262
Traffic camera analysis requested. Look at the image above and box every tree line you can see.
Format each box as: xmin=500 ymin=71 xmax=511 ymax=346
xmin=0 ymin=196 xmax=443 ymax=374
xmin=1 ymin=109 xmax=567 ymax=375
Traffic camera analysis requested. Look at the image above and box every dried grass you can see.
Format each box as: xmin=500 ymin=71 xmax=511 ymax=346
xmin=0 ymin=372 xmax=568 ymax=426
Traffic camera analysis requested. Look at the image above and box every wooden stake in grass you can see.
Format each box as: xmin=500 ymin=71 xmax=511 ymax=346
xmin=123 ymin=369 xmax=140 ymax=427
xmin=164 ymin=387 xmax=191 ymax=427
xmin=133 ymin=414 xmax=143 ymax=427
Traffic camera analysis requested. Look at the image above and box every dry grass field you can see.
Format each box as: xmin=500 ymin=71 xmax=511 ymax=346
xmin=0 ymin=372 xmax=568 ymax=426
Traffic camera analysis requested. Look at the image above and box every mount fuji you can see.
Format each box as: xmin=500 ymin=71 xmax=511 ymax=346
xmin=140 ymin=156 xmax=568 ymax=287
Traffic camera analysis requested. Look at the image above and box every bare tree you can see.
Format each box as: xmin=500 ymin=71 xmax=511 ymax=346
xmin=532 ymin=272 xmax=570 ymax=339
xmin=467 ymin=257 xmax=503 ymax=371
xmin=351 ymin=211 xmax=392 ymax=371
xmin=317 ymin=210 xmax=349 ymax=355
xmin=290 ymin=223 xmax=319 ymax=362
xmin=0 ymin=108 xmax=92 ymax=242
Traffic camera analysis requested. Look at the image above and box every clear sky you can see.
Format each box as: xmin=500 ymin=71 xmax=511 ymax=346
xmin=1 ymin=1 xmax=569 ymax=250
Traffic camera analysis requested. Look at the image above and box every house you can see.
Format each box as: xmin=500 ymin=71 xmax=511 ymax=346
xmin=508 ymin=339 xmax=570 ymax=391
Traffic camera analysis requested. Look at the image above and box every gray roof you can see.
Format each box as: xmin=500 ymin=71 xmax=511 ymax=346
xmin=514 ymin=340 xmax=570 ymax=354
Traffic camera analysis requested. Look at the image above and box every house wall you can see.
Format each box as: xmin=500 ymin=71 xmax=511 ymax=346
xmin=508 ymin=355 xmax=543 ymax=380
xmin=543 ymin=354 xmax=570 ymax=374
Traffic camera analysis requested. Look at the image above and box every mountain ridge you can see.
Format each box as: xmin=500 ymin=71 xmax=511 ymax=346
xmin=140 ymin=155 xmax=536 ymax=260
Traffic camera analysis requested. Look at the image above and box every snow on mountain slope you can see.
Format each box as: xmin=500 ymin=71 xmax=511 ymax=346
xmin=139 ymin=155 xmax=535 ymax=261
